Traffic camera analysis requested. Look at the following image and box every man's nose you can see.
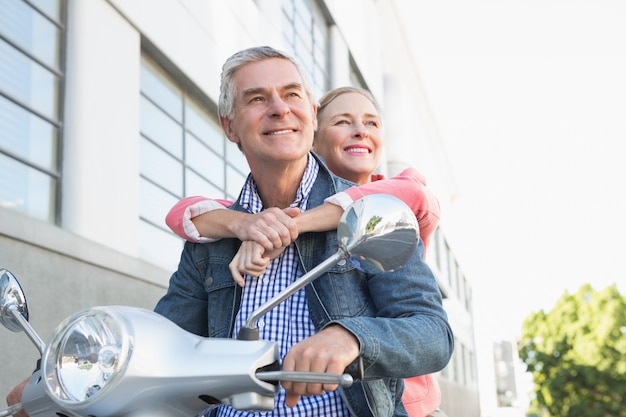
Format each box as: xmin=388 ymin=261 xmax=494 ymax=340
xmin=268 ymin=95 xmax=290 ymax=117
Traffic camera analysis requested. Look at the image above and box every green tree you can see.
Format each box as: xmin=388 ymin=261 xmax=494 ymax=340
xmin=518 ymin=284 xmax=626 ymax=417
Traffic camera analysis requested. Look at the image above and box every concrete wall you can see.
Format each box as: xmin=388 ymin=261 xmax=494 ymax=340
xmin=0 ymin=207 xmax=169 ymax=396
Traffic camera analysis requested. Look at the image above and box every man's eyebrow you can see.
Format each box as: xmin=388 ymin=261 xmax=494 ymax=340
xmin=282 ymin=82 xmax=304 ymax=91
xmin=241 ymin=87 xmax=265 ymax=97
xmin=241 ymin=83 xmax=304 ymax=97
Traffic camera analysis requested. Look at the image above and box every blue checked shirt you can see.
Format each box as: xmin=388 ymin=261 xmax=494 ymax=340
xmin=218 ymin=156 xmax=351 ymax=417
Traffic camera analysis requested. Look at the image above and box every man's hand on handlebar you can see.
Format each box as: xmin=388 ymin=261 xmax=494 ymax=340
xmin=280 ymin=324 xmax=360 ymax=408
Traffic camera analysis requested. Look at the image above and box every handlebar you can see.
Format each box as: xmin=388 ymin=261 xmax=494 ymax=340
xmin=256 ymin=371 xmax=354 ymax=387
xmin=255 ymin=357 xmax=363 ymax=388
xmin=0 ymin=403 xmax=23 ymax=417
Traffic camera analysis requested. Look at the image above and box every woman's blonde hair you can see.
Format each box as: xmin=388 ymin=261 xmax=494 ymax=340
xmin=316 ymin=86 xmax=381 ymax=124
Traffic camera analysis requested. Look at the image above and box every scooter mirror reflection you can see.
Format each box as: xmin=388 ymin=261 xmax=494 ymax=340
xmin=0 ymin=268 xmax=29 ymax=332
xmin=338 ymin=193 xmax=419 ymax=274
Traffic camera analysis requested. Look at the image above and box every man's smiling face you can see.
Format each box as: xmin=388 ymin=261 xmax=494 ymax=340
xmin=222 ymin=58 xmax=317 ymax=167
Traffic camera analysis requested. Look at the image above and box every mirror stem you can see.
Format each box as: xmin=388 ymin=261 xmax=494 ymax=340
xmin=238 ymin=250 xmax=347 ymax=340
xmin=9 ymin=305 xmax=46 ymax=355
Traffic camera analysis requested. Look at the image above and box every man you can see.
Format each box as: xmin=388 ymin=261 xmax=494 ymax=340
xmin=154 ymin=46 xmax=453 ymax=417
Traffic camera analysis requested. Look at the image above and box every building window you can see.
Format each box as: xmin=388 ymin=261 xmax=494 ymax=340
xmin=464 ymin=276 xmax=473 ymax=313
xmin=138 ymin=55 xmax=247 ymax=269
xmin=282 ymin=0 xmax=329 ymax=100
xmin=454 ymin=260 xmax=463 ymax=299
xmin=431 ymin=227 xmax=441 ymax=269
xmin=441 ymin=241 xmax=451 ymax=287
xmin=0 ymin=0 xmax=65 ymax=223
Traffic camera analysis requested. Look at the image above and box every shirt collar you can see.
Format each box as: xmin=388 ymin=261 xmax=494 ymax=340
xmin=239 ymin=153 xmax=319 ymax=214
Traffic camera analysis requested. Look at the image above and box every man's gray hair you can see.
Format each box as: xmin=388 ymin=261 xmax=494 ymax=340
xmin=218 ymin=46 xmax=314 ymax=120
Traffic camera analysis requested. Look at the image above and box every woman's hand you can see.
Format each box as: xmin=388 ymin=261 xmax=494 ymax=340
xmin=229 ymin=241 xmax=286 ymax=286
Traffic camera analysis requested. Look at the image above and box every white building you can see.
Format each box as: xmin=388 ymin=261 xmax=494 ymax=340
xmin=0 ymin=0 xmax=479 ymax=415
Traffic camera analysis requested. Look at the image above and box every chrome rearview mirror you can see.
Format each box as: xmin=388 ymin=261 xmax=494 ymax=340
xmin=0 ymin=269 xmax=47 ymax=354
xmin=338 ymin=193 xmax=420 ymax=274
xmin=238 ymin=193 xmax=419 ymax=340
xmin=0 ymin=269 xmax=29 ymax=332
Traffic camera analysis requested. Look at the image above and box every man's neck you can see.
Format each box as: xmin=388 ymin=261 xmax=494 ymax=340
xmin=250 ymin=158 xmax=308 ymax=208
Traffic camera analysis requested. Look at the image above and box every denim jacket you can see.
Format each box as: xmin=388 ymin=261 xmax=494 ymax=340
xmin=154 ymin=154 xmax=454 ymax=417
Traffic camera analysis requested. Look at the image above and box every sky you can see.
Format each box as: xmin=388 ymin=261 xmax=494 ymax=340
xmin=396 ymin=0 xmax=626 ymax=409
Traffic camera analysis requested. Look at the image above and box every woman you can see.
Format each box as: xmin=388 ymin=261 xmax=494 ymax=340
xmin=165 ymin=87 xmax=445 ymax=417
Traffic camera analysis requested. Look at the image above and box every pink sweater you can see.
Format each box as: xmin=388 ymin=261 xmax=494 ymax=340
xmin=164 ymin=167 xmax=442 ymax=417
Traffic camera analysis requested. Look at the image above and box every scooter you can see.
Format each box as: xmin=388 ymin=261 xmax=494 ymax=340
xmin=0 ymin=194 xmax=419 ymax=417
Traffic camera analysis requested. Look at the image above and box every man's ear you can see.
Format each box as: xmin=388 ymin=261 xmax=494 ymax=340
xmin=220 ymin=116 xmax=239 ymax=145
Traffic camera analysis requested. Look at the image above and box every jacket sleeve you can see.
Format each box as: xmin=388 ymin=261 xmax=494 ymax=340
xmin=153 ymin=241 xmax=209 ymax=336
xmin=325 ymin=168 xmax=441 ymax=251
xmin=165 ymin=196 xmax=233 ymax=242
xmin=333 ymin=240 xmax=454 ymax=380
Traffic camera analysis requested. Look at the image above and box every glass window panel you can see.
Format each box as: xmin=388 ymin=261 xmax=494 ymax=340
xmin=140 ymin=137 xmax=183 ymax=196
xmin=312 ymin=65 xmax=326 ymax=98
xmin=186 ymin=134 xmax=224 ymax=187
xmin=0 ymin=95 xmax=57 ymax=170
xmin=226 ymin=165 xmax=246 ymax=200
xmin=0 ymin=0 xmax=61 ymax=69
xmin=432 ymin=228 xmax=441 ymax=267
xmin=185 ymin=169 xmax=224 ymax=199
xmin=282 ymin=14 xmax=294 ymax=43
xmin=293 ymin=0 xmax=311 ymax=24
xmin=139 ymin=177 xmax=179 ymax=228
xmin=30 ymin=0 xmax=62 ymax=22
xmin=444 ymin=244 xmax=452 ymax=286
xmin=140 ymin=57 xmax=183 ymax=122
xmin=314 ymin=57 xmax=326 ymax=75
xmin=0 ymin=0 xmax=63 ymax=224
xmin=294 ymin=34 xmax=313 ymax=68
xmin=140 ymin=96 xmax=183 ymax=158
xmin=313 ymin=55 xmax=326 ymax=81
xmin=185 ymin=99 xmax=223 ymax=156
xmin=294 ymin=11 xmax=311 ymax=37
xmin=281 ymin=0 xmax=328 ymax=100
xmin=0 ymin=153 xmax=55 ymax=222
xmin=0 ymin=40 xmax=60 ymax=120
xmin=313 ymin=23 xmax=325 ymax=48
xmin=138 ymin=220 xmax=184 ymax=271
xmin=139 ymin=54 xmax=226 ymax=268
xmin=282 ymin=0 xmax=294 ymax=18
xmin=313 ymin=36 xmax=326 ymax=66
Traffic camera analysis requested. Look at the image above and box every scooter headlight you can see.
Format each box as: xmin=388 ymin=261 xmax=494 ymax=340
xmin=43 ymin=308 xmax=132 ymax=408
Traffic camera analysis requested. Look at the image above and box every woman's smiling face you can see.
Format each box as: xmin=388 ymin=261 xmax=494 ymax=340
xmin=313 ymin=91 xmax=383 ymax=185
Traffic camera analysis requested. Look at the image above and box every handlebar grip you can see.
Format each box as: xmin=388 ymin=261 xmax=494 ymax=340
xmin=344 ymin=357 xmax=364 ymax=380
xmin=256 ymin=371 xmax=354 ymax=387
xmin=0 ymin=403 xmax=24 ymax=417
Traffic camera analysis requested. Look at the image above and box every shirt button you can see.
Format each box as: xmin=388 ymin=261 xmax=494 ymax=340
xmin=337 ymin=259 xmax=347 ymax=266
xmin=204 ymin=276 xmax=213 ymax=286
